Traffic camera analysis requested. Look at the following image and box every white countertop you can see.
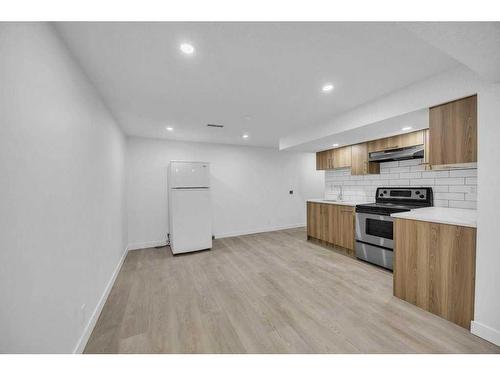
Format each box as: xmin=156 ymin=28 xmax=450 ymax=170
xmin=307 ymin=199 xmax=371 ymax=207
xmin=391 ymin=207 xmax=477 ymax=228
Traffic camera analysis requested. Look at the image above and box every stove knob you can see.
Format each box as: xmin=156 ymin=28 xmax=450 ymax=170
xmin=384 ymin=190 xmax=387 ymax=194
xmin=415 ymin=190 xmax=420 ymax=195
xmin=419 ymin=194 xmax=424 ymax=199
xmin=379 ymin=193 xmax=384 ymax=197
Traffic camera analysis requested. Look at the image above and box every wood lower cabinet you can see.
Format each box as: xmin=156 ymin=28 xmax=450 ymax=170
xmin=393 ymin=218 xmax=476 ymax=329
xmin=335 ymin=205 xmax=355 ymax=250
xmin=307 ymin=202 xmax=355 ymax=254
xmin=351 ymin=143 xmax=380 ymax=175
xmin=429 ymin=95 xmax=477 ymax=166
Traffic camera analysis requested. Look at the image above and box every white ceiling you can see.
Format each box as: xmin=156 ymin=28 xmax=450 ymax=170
xmin=55 ymin=22 xmax=460 ymax=148
xmin=403 ymin=22 xmax=500 ymax=82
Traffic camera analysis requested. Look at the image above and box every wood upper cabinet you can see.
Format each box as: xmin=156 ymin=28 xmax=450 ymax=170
xmin=307 ymin=202 xmax=355 ymax=253
xmin=351 ymin=143 xmax=380 ymax=176
xmin=316 ymin=150 xmax=328 ymax=170
xmin=316 ymin=149 xmax=335 ymax=170
xmin=333 ymin=146 xmax=351 ymax=169
xmin=423 ymin=128 xmax=430 ymax=165
xmin=393 ymin=218 xmax=476 ymax=329
xmin=429 ymin=95 xmax=477 ymax=166
xmin=316 ymin=147 xmax=350 ymax=170
xmin=367 ymin=130 xmax=425 ymax=153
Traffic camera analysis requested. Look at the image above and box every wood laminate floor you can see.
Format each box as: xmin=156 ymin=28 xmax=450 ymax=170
xmin=84 ymin=228 xmax=499 ymax=353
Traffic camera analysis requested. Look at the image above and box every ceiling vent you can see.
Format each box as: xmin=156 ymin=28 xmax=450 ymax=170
xmin=207 ymin=124 xmax=224 ymax=128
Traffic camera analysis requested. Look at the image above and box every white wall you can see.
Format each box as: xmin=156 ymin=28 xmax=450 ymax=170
xmin=126 ymin=136 xmax=323 ymax=249
xmin=473 ymin=84 xmax=500 ymax=345
xmin=325 ymin=159 xmax=477 ymax=209
xmin=0 ymin=23 xmax=127 ymax=353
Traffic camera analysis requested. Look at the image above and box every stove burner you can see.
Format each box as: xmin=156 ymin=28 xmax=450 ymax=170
xmin=356 ymin=187 xmax=433 ymax=215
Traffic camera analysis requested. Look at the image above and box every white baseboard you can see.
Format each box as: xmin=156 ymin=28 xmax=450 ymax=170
xmin=471 ymin=320 xmax=500 ymax=346
xmin=72 ymin=247 xmax=128 ymax=354
xmin=214 ymin=223 xmax=305 ymax=239
xmin=127 ymin=239 xmax=167 ymax=251
xmin=126 ymin=225 xmax=306 ymax=250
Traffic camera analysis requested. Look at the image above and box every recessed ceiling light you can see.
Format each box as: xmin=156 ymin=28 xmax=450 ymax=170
xmin=180 ymin=43 xmax=195 ymax=55
xmin=332 ymin=143 xmax=339 ymax=147
xmin=402 ymin=126 xmax=412 ymax=131
xmin=242 ymin=134 xmax=249 ymax=139
xmin=166 ymin=126 xmax=174 ymax=131
xmin=322 ymin=83 xmax=334 ymax=93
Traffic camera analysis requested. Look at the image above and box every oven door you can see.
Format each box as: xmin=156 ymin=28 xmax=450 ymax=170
xmin=355 ymin=212 xmax=394 ymax=249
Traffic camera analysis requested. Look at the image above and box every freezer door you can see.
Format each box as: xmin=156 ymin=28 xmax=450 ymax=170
xmin=169 ymin=188 xmax=212 ymax=254
xmin=169 ymin=161 xmax=210 ymax=188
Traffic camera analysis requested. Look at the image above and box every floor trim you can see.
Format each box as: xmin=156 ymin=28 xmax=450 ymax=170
xmin=215 ymin=223 xmax=305 ymax=239
xmin=471 ymin=320 xmax=500 ymax=346
xmin=126 ymin=225 xmax=306 ymax=251
xmin=127 ymin=240 xmax=167 ymax=251
xmin=72 ymin=247 xmax=128 ymax=354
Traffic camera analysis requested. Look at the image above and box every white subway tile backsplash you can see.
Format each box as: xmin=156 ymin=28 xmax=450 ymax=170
xmin=387 ymin=173 xmax=403 ymax=180
xmin=399 ymin=172 xmax=422 ymax=179
xmin=449 ymin=185 xmax=477 ymax=193
xmin=421 ymin=170 xmax=450 ymax=178
xmin=388 ymin=179 xmax=410 ymax=186
xmin=449 ymin=200 xmax=477 ymax=209
xmin=410 ymin=178 xmax=435 ymax=186
xmin=324 ymin=159 xmax=477 ymax=210
xmin=410 ymin=164 xmax=426 ymax=172
xmin=434 ymin=177 xmax=465 ymax=185
xmin=449 ymin=169 xmax=477 ymax=177
xmin=466 ymin=177 xmax=477 ymax=185
xmin=465 ymin=192 xmax=477 ymax=201
xmin=398 ymin=159 xmax=423 ymax=167
xmin=380 ymin=161 xmax=399 ymax=168
xmin=434 ymin=199 xmax=449 ymax=207
xmin=390 ymin=166 xmax=411 ymax=173
xmin=434 ymin=192 xmax=465 ymax=201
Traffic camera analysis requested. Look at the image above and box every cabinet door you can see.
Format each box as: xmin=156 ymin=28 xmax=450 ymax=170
xmin=398 ymin=130 xmax=424 ymax=148
xmin=429 ymin=95 xmax=477 ymax=165
xmin=367 ymin=136 xmax=399 ymax=152
xmin=316 ymin=150 xmax=335 ymax=170
xmin=333 ymin=146 xmax=352 ymax=168
xmin=337 ymin=206 xmax=355 ymax=251
xmin=351 ymin=143 xmax=380 ymax=175
xmin=368 ymin=131 xmax=424 ymax=153
xmin=325 ymin=204 xmax=338 ymax=245
xmin=326 ymin=149 xmax=335 ymax=169
xmin=316 ymin=151 xmax=327 ymax=170
xmin=394 ymin=218 xmax=476 ymax=329
xmin=423 ymin=128 xmax=430 ymax=165
xmin=307 ymin=202 xmax=321 ymax=238
xmin=319 ymin=203 xmax=330 ymax=241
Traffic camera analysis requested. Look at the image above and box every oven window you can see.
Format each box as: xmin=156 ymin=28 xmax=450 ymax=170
xmin=366 ymin=218 xmax=393 ymax=240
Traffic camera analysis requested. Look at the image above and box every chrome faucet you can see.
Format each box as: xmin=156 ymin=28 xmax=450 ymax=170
xmin=334 ymin=185 xmax=343 ymax=201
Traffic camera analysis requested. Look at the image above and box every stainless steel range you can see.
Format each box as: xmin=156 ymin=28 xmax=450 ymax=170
xmin=355 ymin=187 xmax=433 ymax=270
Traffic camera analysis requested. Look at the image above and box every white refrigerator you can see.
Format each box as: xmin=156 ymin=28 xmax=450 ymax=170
xmin=168 ymin=161 xmax=212 ymax=254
